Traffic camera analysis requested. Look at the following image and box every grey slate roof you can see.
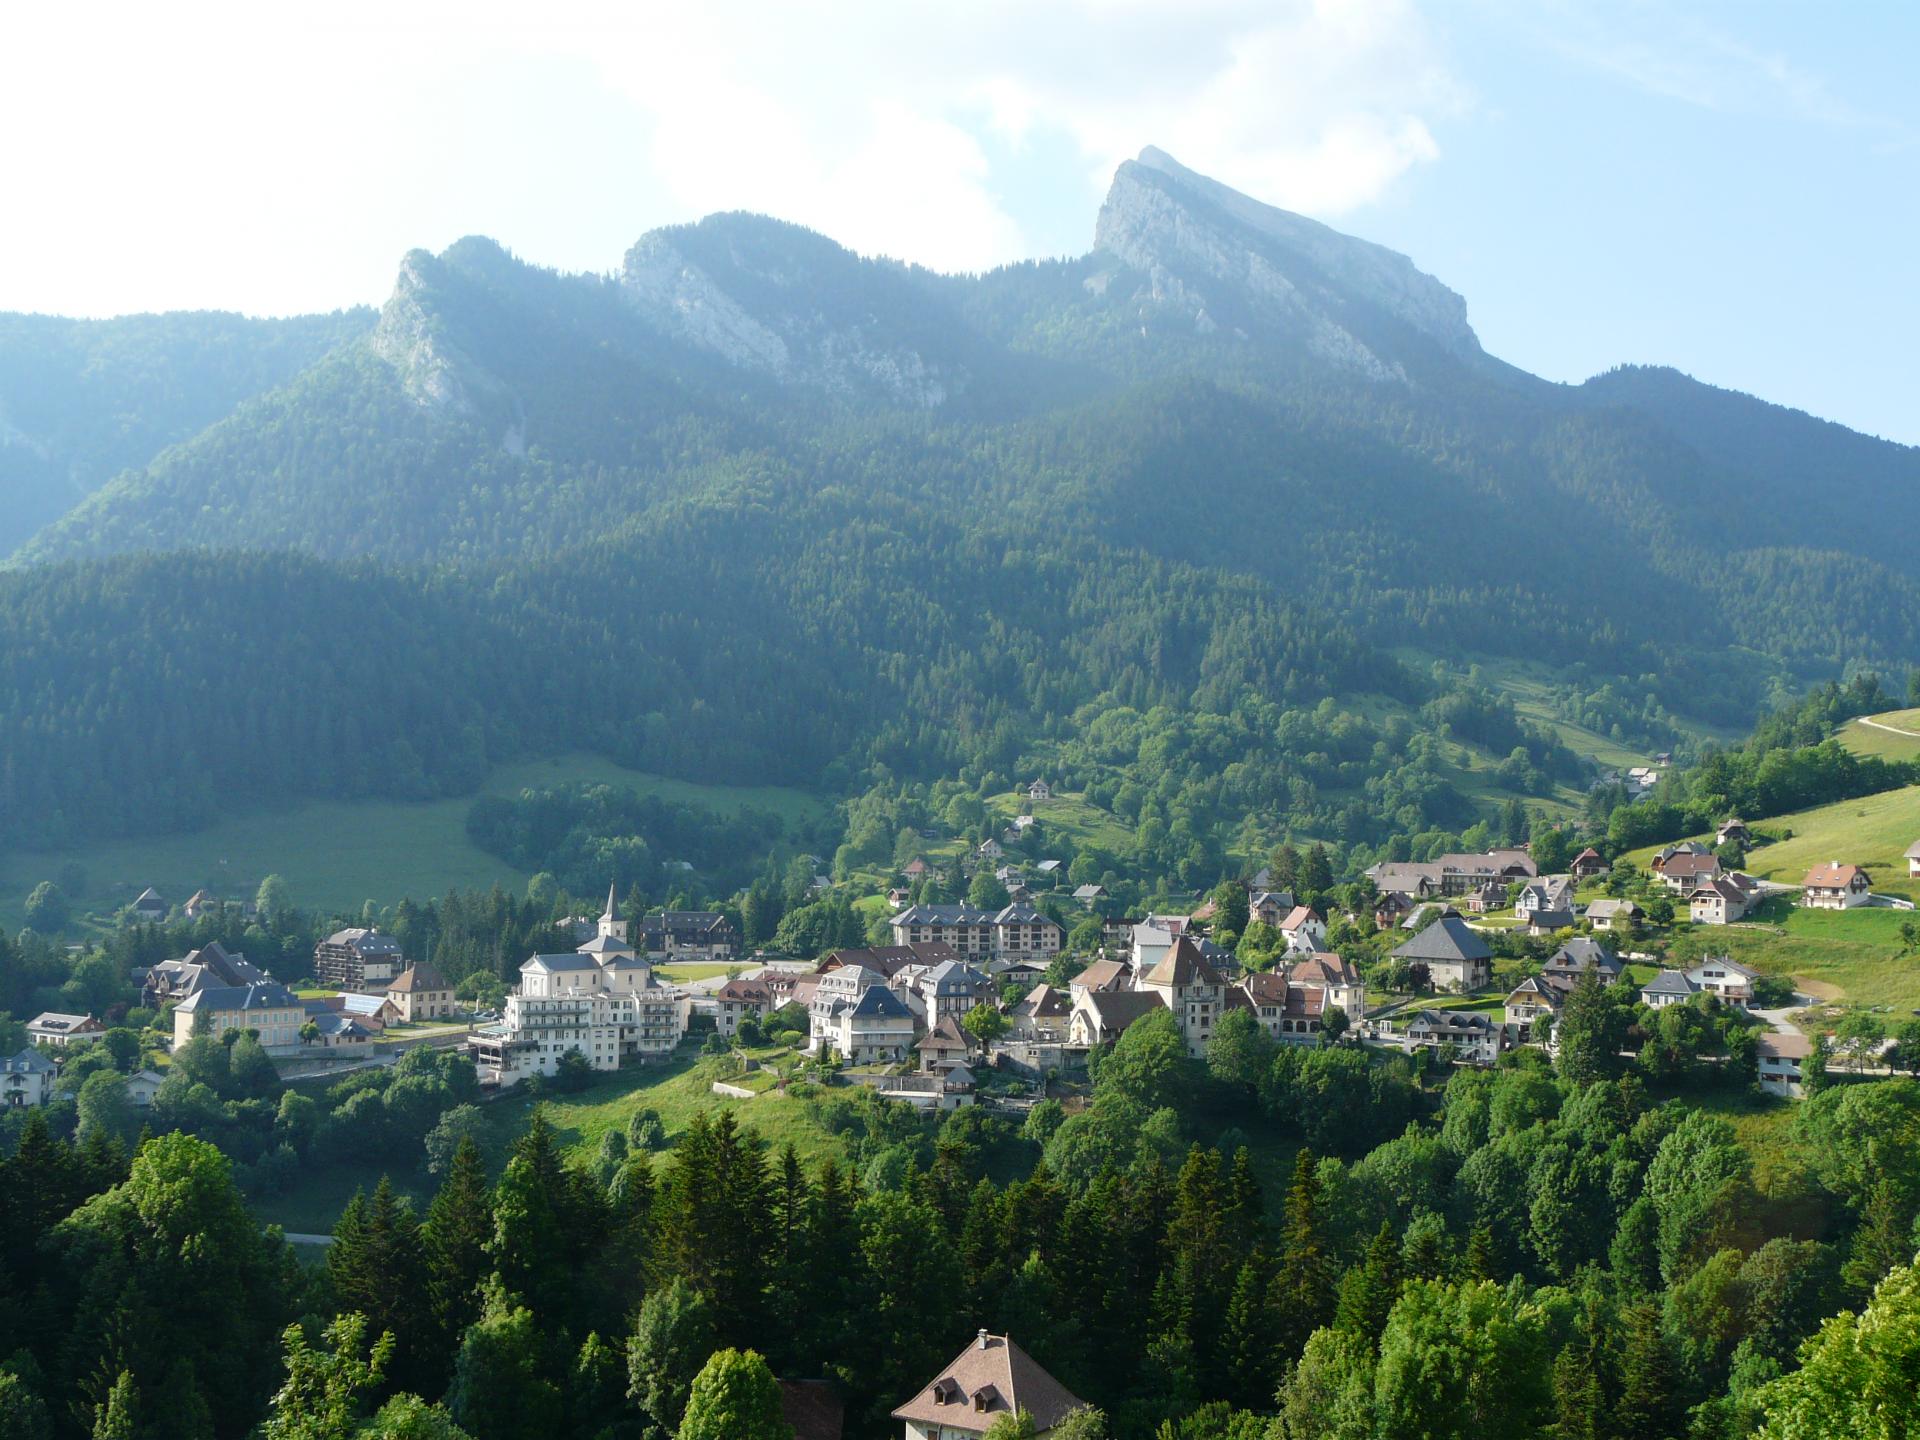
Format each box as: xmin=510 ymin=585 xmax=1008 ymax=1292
xmin=1640 ymin=969 xmax=1700 ymax=998
xmin=174 ymin=980 xmax=298 ymax=1013
xmin=1394 ymin=916 xmax=1493 ymax=963
xmin=524 ymin=952 xmax=599 ymax=972
xmin=2 ymin=1049 xmax=56 ymax=1074
xmin=851 ymin=986 xmax=914 ymax=1019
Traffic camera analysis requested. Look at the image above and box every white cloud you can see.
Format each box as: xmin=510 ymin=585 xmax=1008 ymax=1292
xmin=0 ymin=0 xmax=1463 ymax=312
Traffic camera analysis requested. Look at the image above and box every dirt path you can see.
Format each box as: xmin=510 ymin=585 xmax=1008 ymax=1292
xmin=1857 ymin=714 xmax=1920 ymax=737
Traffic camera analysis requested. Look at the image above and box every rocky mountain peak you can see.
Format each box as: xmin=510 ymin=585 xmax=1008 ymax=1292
xmin=1094 ymin=146 xmax=1480 ymax=375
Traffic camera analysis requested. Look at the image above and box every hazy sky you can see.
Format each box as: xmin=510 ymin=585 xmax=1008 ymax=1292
xmin=5 ymin=1 xmax=1916 ymax=442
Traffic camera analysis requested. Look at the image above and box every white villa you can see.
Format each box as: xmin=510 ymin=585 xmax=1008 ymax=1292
xmin=470 ymin=888 xmax=688 ymax=1086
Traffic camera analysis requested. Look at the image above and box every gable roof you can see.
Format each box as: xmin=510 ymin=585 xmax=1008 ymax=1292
xmin=1545 ymin=937 xmax=1622 ymax=975
xmin=387 ymin=962 xmax=451 ymax=993
xmin=1279 ymin=905 xmax=1321 ymax=931
xmin=1288 ymin=951 xmax=1360 ymax=988
xmin=1072 ymin=959 xmax=1131 ymax=993
xmin=917 ymin=1015 xmax=978 ymax=1053
xmin=1015 ymin=984 xmax=1073 ymax=1019
xmin=1142 ymin=936 xmax=1224 ymax=989
xmin=1640 ymin=969 xmax=1700 ymax=998
xmin=1803 ymin=863 xmax=1868 ymax=888
xmin=1079 ymin=989 xmax=1164 ymax=1034
xmin=892 ymin=1334 xmax=1084 ymax=1432
xmin=1394 ymin=916 xmax=1492 ymax=964
xmin=1661 ymin=853 xmax=1722 ymax=879
xmin=524 ymin=952 xmax=599 ymax=973
xmin=850 ymin=985 xmax=914 ymax=1020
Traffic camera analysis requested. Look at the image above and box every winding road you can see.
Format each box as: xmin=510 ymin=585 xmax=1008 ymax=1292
xmin=1855 ymin=714 xmax=1920 ymax=738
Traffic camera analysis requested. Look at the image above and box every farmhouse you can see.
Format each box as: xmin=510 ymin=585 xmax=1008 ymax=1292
xmin=1571 ymin=847 xmax=1609 ymax=881
xmin=1690 ymin=874 xmax=1758 ymax=926
xmin=131 ymin=887 xmax=168 ymax=921
xmin=1908 ymin=839 xmax=1920 ymax=879
xmin=1716 ymin=818 xmax=1751 ymax=847
xmin=1801 ymin=863 xmax=1872 ymax=910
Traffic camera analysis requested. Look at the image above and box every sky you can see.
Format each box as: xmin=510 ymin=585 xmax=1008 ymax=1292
xmin=3 ymin=0 xmax=1916 ymax=443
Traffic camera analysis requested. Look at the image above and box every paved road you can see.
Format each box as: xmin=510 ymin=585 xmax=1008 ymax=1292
xmin=282 ymin=1232 xmax=335 ymax=1246
xmin=1751 ymin=994 xmax=1816 ymax=1036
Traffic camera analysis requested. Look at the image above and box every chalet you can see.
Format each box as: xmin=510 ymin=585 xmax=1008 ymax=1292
xmin=713 ymin=976 xmax=773 ymax=1037
xmin=1027 ymin=779 xmax=1053 ymax=802
xmin=1757 ymin=1031 xmax=1813 ymax=1097
xmin=1461 ymin=880 xmax=1509 ymax=915
xmin=2 ymin=1050 xmax=56 ymax=1107
xmin=638 ymin=911 xmax=741 ymax=961
xmin=916 ymin=1015 xmax=979 ymax=1072
xmin=1034 ymin=859 xmax=1064 ymax=878
xmin=1650 ymin=841 xmax=1710 ymax=872
xmin=976 ymin=839 xmax=1004 ymax=862
xmin=130 ymin=887 xmax=168 ymax=921
xmin=1072 ymin=884 xmax=1106 ymax=909
xmin=1571 ymin=848 xmax=1609 ymax=881
xmin=1514 ymin=874 xmax=1575 ymax=919
xmin=1688 ymin=956 xmax=1758 ymax=1008
xmin=387 ymin=962 xmax=456 ymax=1022
xmin=1504 ymin=974 xmax=1572 ymax=1027
xmin=172 ymin=981 xmax=304 ymax=1054
xmin=1639 ymin=970 xmax=1699 ymax=1009
xmin=903 ymin=858 xmax=930 ymax=880
xmin=27 ymin=1012 xmax=104 ymax=1048
xmin=1394 ymin=916 xmax=1494 ymax=993
xmin=1403 ymin=1009 xmax=1505 ymax=1066
xmin=1716 ymin=818 xmax=1751 ymax=847
xmin=1583 ymin=898 xmax=1642 ymax=931
xmin=893 ymin=1331 xmax=1084 ymax=1439
xmin=1690 ymin=874 xmax=1757 ymax=926
xmin=1373 ymin=890 xmax=1415 ymax=928
xmin=1908 ymin=839 xmax=1920 ymax=879
xmin=1277 ymin=906 xmax=1328 ymax=955
xmin=338 ymin=992 xmax=403 ymax=1027
xmin=314 ymin=929 xmax=404 ymax=989
xmin=1658 ymin=853 xmax=1723 ymax=893
xmin=1542 ymin=937 xmax=1624 ymax=983
xmin=1801 ymin=863 xmax=1872 ymax=911
xmin=1523 ymin=909 xmax=1577 ymax=937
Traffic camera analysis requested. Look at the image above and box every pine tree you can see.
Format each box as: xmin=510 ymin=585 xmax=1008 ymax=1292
xmin=1549 ymin=1346 xmax=1603 ymax=1440
xmin=1842 ymin=1180 xmax=1914 ymax=1298
xmin=1272 ymin=1150 xmax=1334 ymax=1363
xmin=1463 ymin=1223 xmax=1498 ymax=1282
xmin=1615 ymin=1300 xmax=1679 ymax=1440
xmin=1333 ymin=1222 xmax=1402 ymax=1339
xmin=92 ymin=1371 xmax=139 ymax=1440
xmin=424 ymin=1137 xmax=495 ymax=1371
xmin=1219 ymin=1258 xmax=1279 ymax=1411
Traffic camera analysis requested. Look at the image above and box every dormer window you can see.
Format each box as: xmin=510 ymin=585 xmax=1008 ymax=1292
xmin=973 ymin=1384 xmax=1003 ymax=1412
xmin=932 ymin=1378 xmax=960 ymax=1405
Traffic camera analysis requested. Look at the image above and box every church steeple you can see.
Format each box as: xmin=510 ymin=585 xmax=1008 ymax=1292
xmin=599 ymin=883 xmax=627 ymax=943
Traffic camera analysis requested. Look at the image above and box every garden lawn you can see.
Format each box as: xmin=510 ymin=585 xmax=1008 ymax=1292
xmin=1665 ymin=902 xmax=1920 ymax=1012
xmin=478 ymin=1054 xmax=856 ymax=1174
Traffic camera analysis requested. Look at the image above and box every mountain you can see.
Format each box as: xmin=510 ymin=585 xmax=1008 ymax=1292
xmin=1 ymin=148 xmax=1916 ymax=860
xmin=0 ymin=308 xmax=373 ymax=555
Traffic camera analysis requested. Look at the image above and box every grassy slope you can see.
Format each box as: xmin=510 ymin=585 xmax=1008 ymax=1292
xmin=0 ymin=753 xmax=827 ymax=926
xmin=1838 ymin=708 xmax=1920 ymax=763
xmin=1664 ymin=900 xmax=1920 ymax=1012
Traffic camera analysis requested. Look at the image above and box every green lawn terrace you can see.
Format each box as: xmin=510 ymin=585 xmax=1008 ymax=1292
xmin=0 ymin=751 xmax=830 ymax=928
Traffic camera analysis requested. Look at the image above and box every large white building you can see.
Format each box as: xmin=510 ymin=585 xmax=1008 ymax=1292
xmin=470 ymin=892 xmax=689 ymax=1086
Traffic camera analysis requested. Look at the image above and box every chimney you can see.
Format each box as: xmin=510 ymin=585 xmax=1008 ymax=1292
xmin=978 ymin=1328 xmax=991 ymax=1349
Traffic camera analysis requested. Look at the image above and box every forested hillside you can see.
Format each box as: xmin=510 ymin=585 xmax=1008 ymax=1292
xmin=0 ymin=307 xmax=371 ymax=554
xmin=2 ymin=147 xmax=1917 ymax=864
